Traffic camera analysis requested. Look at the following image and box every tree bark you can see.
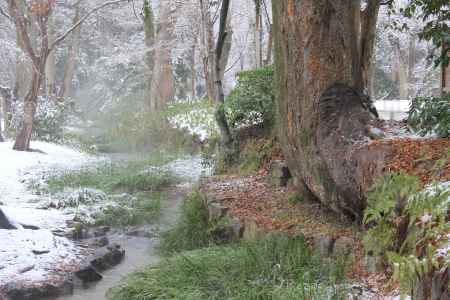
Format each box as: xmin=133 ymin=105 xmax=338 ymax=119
xmin=148 ymin=0 xmax=175 ymax=112
xmin=254 ymin=0 xmax=262 ymax=68
xmin=199 ymin=0 xmax=216 ymax=102
xmin=45 ymin=8 xmax=56 ymax=97
xmin=443 ymin=42 xmax=450 ymax=94
xmin=13 ymin=0 xmax=31 ymax=101
xmin=0 ymin=86 xmax=13 ymax=133
xmin=360 ymin=0 xmax=380 ymax=93
xmin=59 ymin=1 xmax=82 ymax=100
xmin=273 ymin=0 xmax=383 ymax=219
xmin=143 ymin=0 xmax=155 ymax=110
xmin=407 ymin=35 xmax=416 ymax=98
xmin=214 ymin=0 xmax=233 ymax=151
xmin=10 ymin=0 xmax=50 ymax=151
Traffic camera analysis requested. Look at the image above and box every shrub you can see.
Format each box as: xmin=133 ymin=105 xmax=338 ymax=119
xmin=109 ymin=235 xmax=345 ymax=300
xmin=363 ymin=173 xmax=450 ymax=296
xmin=408 ymin=93 xmax=450 ymax=138
xmin=225 ymin=65 xmax=274 ymax=129
xmin=87 ymin=93 xmax=199 ymax=153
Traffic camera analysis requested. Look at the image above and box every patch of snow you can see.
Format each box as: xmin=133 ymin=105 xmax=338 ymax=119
xmin=375 ymin=100 xmax=410 ymax=121
xmin=0 ymin=141 xmax=101 ymax=288
xmin=145 ymin=155 xmax=211 ymax=183
xmin=0 ymin=141 xmax=98 ymax=208
xmin=0 ymin=228 xmax=84 ymax=286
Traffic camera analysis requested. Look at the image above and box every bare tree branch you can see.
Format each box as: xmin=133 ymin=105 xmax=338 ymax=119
xmin=0 ymin=4 xmax=11 ymax=21
xmin=49 ymin=0 xmax=129 ymax=52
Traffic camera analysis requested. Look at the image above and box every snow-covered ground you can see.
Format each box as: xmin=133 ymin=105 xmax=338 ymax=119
xmin=375 ymin=99 xmax=410 ymax=121
xmin=0 ymin=141 xmax=99 ymax=287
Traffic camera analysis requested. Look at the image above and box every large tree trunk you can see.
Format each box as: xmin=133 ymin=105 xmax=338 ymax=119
xmin=148 ymin=0 xmax=175 ymax=112
xmin=273 ymin=0 xmax=382 ymax=219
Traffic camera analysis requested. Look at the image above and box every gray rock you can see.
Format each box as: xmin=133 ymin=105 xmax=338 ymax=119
xmin=266 ymin=160 xmax=291 ymax=187
xmin=4 ymin=277 xmax=74 ymax=299
xmin=32 ymin=249 xmax=50 ymax=255
xmin=363 ymin=253 xmax=383 ymax=273
xmin=20 ymin=223 xmax=40 ymax=230
xmin=18 ymin=265 xmax=35 ymax=274
xmin=87 ymin=236 xmax=109 ymax=248
xmin=89 ymin=243 xmax=125 ymax=271
xmin=332 ymin=236 xmax=354 ymax=257
xmin=126 ymin=227 xmax=157 ymax=238
xmin=211 ymin=218 xmax=243 ymax=243
xmin=366 ymin=126 xmax=385 ymax=140
xmin=0 ymin=208 xmax=16 ymax=229
xmin=313 ymin=235 xmax=334 ymax=257
xmin=75 ymin=264 xmax=103 ymax=283
xmin=208 ymin=202 xmax=229 ymax=220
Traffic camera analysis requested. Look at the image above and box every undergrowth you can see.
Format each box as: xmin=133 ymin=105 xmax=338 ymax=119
xmin=363 ymin=173 xmax=450 ymax=296
xmin=109 ymin=235 xmax=346 ymax=300
xmin=159 ymin=191 xmax=213 ymax=254
xmin=41 ymin=156 xmax=178 ymax=194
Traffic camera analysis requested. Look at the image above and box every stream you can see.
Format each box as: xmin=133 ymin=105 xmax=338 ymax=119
xmin=53 ymin=156 xmax=207 ymax=300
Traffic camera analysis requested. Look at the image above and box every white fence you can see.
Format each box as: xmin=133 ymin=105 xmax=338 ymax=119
xmin=374 ymin=99 xmax=411 ymax=121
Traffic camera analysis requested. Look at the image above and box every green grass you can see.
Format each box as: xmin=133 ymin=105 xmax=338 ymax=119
xmin=94 ymin=192 xmax=162 ymax=226
xmin=42 ymin=156 xmax=178 ymax=194
xmin=159 ymin=191 xmax=214 ymax=254
xmin=109 ymin=235 xmax=346 ymax=300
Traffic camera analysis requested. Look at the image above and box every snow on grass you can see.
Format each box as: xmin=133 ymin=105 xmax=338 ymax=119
xmin=0 ymin=141 xmax=98 ymax=207
xmin=0 ymin=141 xmax=100 ymax=289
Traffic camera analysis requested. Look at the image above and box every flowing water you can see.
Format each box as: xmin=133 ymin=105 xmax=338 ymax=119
xmin=54 ymin=156 xmax=207 ymax=300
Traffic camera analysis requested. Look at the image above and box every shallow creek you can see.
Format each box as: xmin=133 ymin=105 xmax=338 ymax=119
xmin=54 ymin=156 xmax=207 ymax=300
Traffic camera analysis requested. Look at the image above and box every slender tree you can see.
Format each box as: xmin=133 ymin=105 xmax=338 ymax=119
xmin=214 ymin=0 xmax=233 ymax=157
xmin=7 ymin=0 xmax=129 ymax=151
xmin=143 ymin=0 xmax=155 ymax=111
xmin=58 ymin=0 xmax=82 ymax=100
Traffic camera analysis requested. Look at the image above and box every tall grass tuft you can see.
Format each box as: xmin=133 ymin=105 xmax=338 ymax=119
xmin=159 ymin=191 xmax=213 ymax=254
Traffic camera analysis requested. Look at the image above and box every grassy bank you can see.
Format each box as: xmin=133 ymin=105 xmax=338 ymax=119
xmin=109 ymin=191 xmax=346 ymax=300
xmin=109 ymin=235 xmax=345 ymax=300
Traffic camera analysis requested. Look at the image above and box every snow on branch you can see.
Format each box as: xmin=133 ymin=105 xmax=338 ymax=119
xmin=49 ymin=0 xmax=129 ymax=52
